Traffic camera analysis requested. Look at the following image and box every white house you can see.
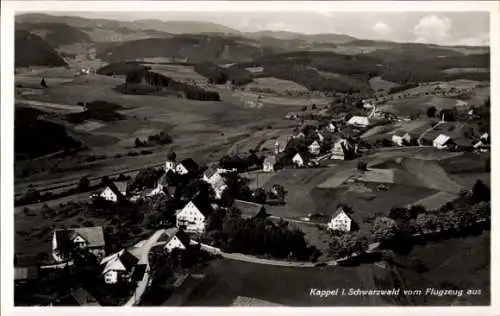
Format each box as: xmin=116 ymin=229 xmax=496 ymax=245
xmin=52 ymin=227 xmax=106 ymax=262
xmin=327 ymin=207 xmax=353 ymax=232
xmin=164 ymin=229 xmax=198 ymax=253
xmin=100 ymin=181 xmax=128 ymax=203
xmin=331 ymin=139 xmax=353 ymax=160
xmin=292 ymin=153 xmax=304 ymax=167
xmin=391 ymin=132 xmax=412 ymax=146
xmin=433 ymin=134 xmax=455 ymax=150
xmin=176 ymin=201 xmax=210 ymax=234
xmin=165 ymin=159 xmax=176 ymax=173
xmin=202 ymin=167 xmax=227 ymax=199
xmin=100 ymin=249 xmax=139 ymax=284
xmin=263 ymin=155 xmax=277 ymax=172
xmin=175 ymin=158 xmax=199 ymax=175
xmin=326 ymin=123 xmax=337 ymax=133
xmin=274 ymin=135 xmax=293 ymax=154
xmin=347 ymin=116 xmax=370 ymax=128
xmin=308 ymin=140 xmax=321 ymax=155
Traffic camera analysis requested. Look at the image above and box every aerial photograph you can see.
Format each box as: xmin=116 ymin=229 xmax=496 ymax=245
xmin=12 ymin=8 xmax=491 ymax=307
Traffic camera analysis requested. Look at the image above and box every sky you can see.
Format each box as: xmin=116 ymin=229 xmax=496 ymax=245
xmin=49 ymin=11 xmax=490 ymax=46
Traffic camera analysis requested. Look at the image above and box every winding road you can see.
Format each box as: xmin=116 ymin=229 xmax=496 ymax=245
xmin=124 ymin=229 xmax=166 ymax=306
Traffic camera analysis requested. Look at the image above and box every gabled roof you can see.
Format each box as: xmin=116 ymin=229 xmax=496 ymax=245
xmin=331 ymin=207 xmax=351 ymax=221
xmin=181 ymin=199 xmax=212 ymax=217
xmin=167 ymin=229 xmax=191 ymax=248
xmin=14 ymin=267 xmax=38 ymax=281
xmin=233 ymin=199 xmax=266 ymax=217
xmin=292 ymin=152 xmax=303 ymax=161
xmin=70 ymin=288 xmax=100 ymax=306
xmin=178 ymin=158 xmax=199 ymax=173
xmin=433 ymin=134 xmax=453 ymax=145
xmin=101 ymin=249 xmax=139 ymax=273
xmin=275 ymin=134 xmax=293 ymax=151
xmin=347 ymin=116 xmax=370 ymax=126
xmin=263 ymin=155 xmax=277 ymax=166
xmin=105 ymin=182 xmax=127 ymax=199
xmin=203 ymin=166 xmax=219 ymax=179
xmin=54 ymin=226 xmax=105 ymax=249
xmin=309 ymin=140 xmax=320 ymax=147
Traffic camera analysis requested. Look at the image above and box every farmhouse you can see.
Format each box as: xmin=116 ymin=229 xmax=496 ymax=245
xmin=164 ymin=229 xmax=197 ymax=253
xmin=327 ymin=206 xmax=353 ymax=232
xmin=263 ymin=155 xmax=277 ymax=172
xmin=391 ymin=132 xmax=412 ymax=146
xmin=326 ymin=122 xmax=337 ymax=133
xmin=331 ymin=139 xmax=353 ymax=160
xmin=52 ymin=226 xmax=106 ymax=262
xmin=292 ymin=153 xmax=304 ymax=167
xmin=347 ymin=116 xmax=370 ymax=128
xmin=176 ymin=158 xmax=200 ymax=175
xmin=274 ymin=135 xmax=293 ymax=154
xmin=176 ymin=200 xmax=212 ymax=233
xmin=308 ymin=140 xmax=321 ymax=155
xmin=433 ymin=134 xmax=455 ymax=150
xmin=100 ymin=181 xmax=128 ymax=202
xmin=202 ymin=166 xmax=228 ymax=199
xmin=100 ymin=249 xmax=139 ymax=284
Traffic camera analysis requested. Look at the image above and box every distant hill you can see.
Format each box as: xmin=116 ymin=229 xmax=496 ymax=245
xmin=15 ymin=30 xmax=67 ymax=67
xmin=16 ymin=22 xmax=92 ymax=47
xmin=247 ymin=31 xmax=356 ymax=44
xmin=95 ymin=34 xmax=279 ymax=63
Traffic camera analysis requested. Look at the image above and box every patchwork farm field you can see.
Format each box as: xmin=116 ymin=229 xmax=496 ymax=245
xmin=245 ymin=77 xmax=309 ymax=93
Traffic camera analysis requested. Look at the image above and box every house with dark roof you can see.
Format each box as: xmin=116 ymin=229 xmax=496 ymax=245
xmin=176 ymin=200 xmax=213 ymax=233
xmin=327 ymin=206 xmax=355 ymax=232
xmin=164 ymin=229 xmax=198 ymax=253
xmin=175 ymin=158 xmax=199 ymax=175
xmin=100 ymin=249 xmax=140 ymax=284
xmin=202 ymin=166 xmax=228 ymax=199
xmin=100 ymin=181 xmax=128 ymax=202
xmin=233 ymin=199 xmax=267 ymax=218
xmin=52 ymin=226 xmax=106 ymax=262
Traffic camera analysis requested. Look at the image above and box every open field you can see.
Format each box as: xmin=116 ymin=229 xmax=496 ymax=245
xmin=442 ymin=68 xmax=489 ymax=74
xmin=182 ymin=259 xmax=386 ymax=306
xmin=16 ymin=99 xmax=85 ymax=114
xmin=378 ymin=95 xmax=465 ymax=117
xmin=410 ymin=191 xmax=459 ymax=210
xmin=245 ymin=77 xmax=309 ymax=93
xmin=148 ymin=64 xmax=208 ymax=83
xmin=369 ymin=76 xmax=399 ymax=92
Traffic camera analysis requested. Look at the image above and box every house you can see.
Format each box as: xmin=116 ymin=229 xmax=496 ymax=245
xmin=50 ymin=288 xmax=100 ymax=306
xmin=176 ymin=200 xmax=212 ymax=234
xmin=480 ymin=133 xmax=489 ymax=143
xmin=100 ymin=249 xmax=139 ymax=284
xmin=433 ymin=134 xmax=455 ymax=150
xmin=263 ymin=155 xmax=277 ymax=172
xmin=14 ymin=266 xmax=38 ymax=285
xmin=100 ymin=181 xmax=128 ymax=202
xmin=326 ymin=122 xmax=337 ymax=133
xmin=175 ymin=158 xmax=199 ymax=175
xmin=327 ymin=206 xmax=353 ymax=232
xmin=52 ymin=226 xmax=106 ymax=262
xmin=148 ymin=170 xmax=178 ymax=197
xmin=292 ymin=153 xmax=304 ymax=167
xmin=347 ymin=116 xmax=370 ymax=128
xmin=308 ymin=140 xmax=321 ymax=155
xmin=202 ymin=166 xmax=227 ymax=199
xmin=274 ymin=135 xmax=293 ymax=154
xmin=164 ymin=229 xmax=197 ymax=253
xmin=331 ymin=139 xmax=353 ymax=160
xmin=391 ymin=132 xmax=412 ymax=146
xmin=233 ymin=199 xmax=267 ymax=218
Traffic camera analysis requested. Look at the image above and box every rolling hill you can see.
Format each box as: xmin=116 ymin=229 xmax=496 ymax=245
xmin=15 ymin=30 xmax=68 ymax=67
xmin=16 ymin=22 xmax=92 ymax=47
xmin=95 ymin=35 xmax=280 ymax=63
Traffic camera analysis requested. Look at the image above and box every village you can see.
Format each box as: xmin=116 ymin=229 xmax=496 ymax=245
xmin=14 ymin=89 xmax=491 ymax=306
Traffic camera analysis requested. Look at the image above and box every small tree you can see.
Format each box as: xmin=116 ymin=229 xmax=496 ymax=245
xmin=77 ymin=176 xmax=90 ymax=192
xmin=472 ymin=179 xmax=490 ymax=203
xmin=371 ymin=217 xmax=399 ymax=243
